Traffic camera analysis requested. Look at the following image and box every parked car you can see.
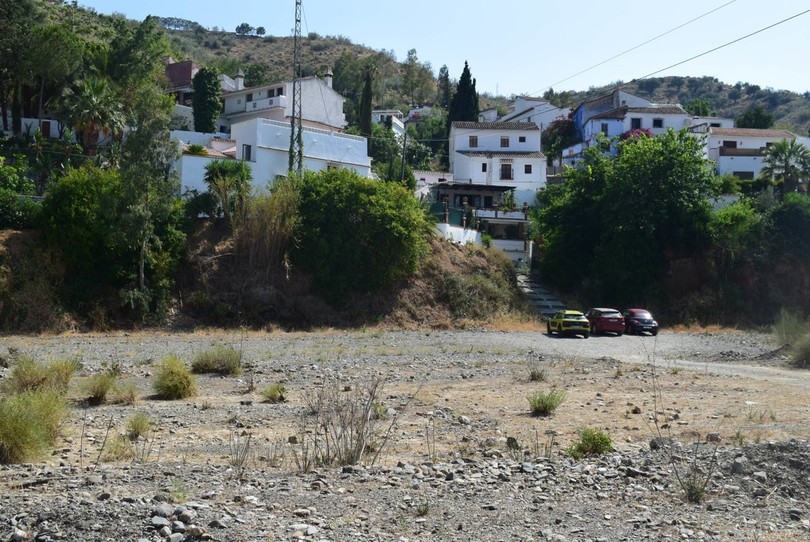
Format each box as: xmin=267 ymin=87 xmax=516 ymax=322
xmin=547 ymin=310 xmax=590 ymax=338
xmin=585 ymin=308 xmax=625 ymax=335
xmin=623 ymin=308 xmax=659 ymax=335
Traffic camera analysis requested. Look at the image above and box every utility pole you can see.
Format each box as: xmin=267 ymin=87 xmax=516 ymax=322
xmin=288 ymin=0 xmax=303 ymax=175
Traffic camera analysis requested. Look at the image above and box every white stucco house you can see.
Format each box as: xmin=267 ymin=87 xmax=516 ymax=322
xmin=172 ymin=119 xmax=371 ymax=194
xmin=425 ymin=121 xmax=547 ymax=262
xmin=497 ymin=96 xmax=569 ymax=131
xmin=696 ymin=127 xmax=804 ymax=180
xmin=217 ymin=71 xmax=346 ymax=134
xmin=562 ymin=90 xmax=690 ymax=167
xmin=372 ymin=109 xmax=405 ymax=137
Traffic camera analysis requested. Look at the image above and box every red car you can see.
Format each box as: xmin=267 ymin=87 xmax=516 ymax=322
xmin=585 ymin=308 xmax=625 ymax=335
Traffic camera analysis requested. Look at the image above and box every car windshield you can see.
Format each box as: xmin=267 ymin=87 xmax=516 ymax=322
xmin=632 ymin=312 xmax=653 ymax=319
xmin=601 ymin=311 xmax=621 ymax=318
xmin=567 ymin=313 xmax=586 ymax=320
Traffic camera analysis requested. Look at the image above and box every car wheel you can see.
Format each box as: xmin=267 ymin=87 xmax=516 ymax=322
xmin=651 ymin=330 xmax=658 ymax=336
xmin=547 ymin=322 xmax=552 ymax=335
xmin=558 ymin=324 xmax=564 ymax=335
xmin=583 ymin=332 xmax=590 ymax=339
xmin=591 ymin=324 xmax=597 ymax=335
xmin=617 ymin=331 xmax=623 ymax=336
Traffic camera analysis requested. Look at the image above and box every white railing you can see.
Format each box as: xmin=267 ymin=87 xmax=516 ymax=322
xmin=476 ymin=209 xmax=527 ymax=220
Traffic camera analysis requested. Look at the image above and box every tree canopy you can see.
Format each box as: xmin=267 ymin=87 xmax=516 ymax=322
xmin=735 ymin=104 xmax=774 ymax=129
xmin=534 ymin=129 xmax=718 ymax=305
xmin=192 ymin=67 xmax=221 ymax=133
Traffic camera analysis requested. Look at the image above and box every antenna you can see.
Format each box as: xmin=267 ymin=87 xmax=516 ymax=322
xmin=288 ymin=0 xmax=303 ymax=175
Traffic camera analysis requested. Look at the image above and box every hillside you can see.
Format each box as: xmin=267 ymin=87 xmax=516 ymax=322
xmin=42 ymin=3 xmax=810 ymax=135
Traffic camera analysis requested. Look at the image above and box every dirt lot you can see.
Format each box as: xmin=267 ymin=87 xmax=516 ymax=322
xmin=1 ymin=329 xmax=809 ymax=541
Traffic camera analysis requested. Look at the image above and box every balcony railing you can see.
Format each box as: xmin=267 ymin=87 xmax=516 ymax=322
xmin=718 ymin=147 xmax=765 ymax=157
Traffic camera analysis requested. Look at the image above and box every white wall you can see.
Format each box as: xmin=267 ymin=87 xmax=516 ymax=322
xmin=435 ymin=223 xmax=481 ymax=245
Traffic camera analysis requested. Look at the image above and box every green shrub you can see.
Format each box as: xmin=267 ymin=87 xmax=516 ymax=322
xmin=103 ymin=434 xmax=134 ymax=461
xmin=126 ymin=411 xmax=153 ymax=440
xmin=791 ymin=332 xmax=810 ymax=368
xmin=772 ymin=308 xmax=807 ymax=347
xmin=0 ymin=390 xmax=69 ymax=463
xmin=527 ymin=388 xmax=566 ymax=417
xmin=260 ymin=383 xmax=286 ymax=403
xmin=3 ymin=357 xmax=80 ymax=395
xmin=528 ymin=364 xmax=546 ymax=382
xmin=295 ymin=169 xmax=430 ymax=305
xmin=0 ymin=189 xmax=42 ymax=229
xmin=191 ymin=346 xmax=243 ymax=375
xmin=567 ymin=427 xmax=613 ymax=459
xmin=112 ymin=382 xmax=139 ymax=405
xmin=84 ymin=372 xmax=117 ymax=405
xmin=152 ymin=356 xmax=197 ymax=400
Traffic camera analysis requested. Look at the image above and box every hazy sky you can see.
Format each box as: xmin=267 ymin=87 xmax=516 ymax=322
xmin=77 ymin=0 xmax=810 ymax=97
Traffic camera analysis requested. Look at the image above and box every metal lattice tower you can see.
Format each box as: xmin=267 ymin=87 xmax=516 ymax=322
xmin=288 ymin=0 xmax=303 ymax=175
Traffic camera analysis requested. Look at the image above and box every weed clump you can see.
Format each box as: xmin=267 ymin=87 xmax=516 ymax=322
xmin=0 ymin=390 xmax=69 ymax=463
xmin=567 ymin=427 xmax=612 ymax=459
xmin=790 ymin=332 xmax=810 ymax=368
xmin=191 ymin=346 xmax=243 ymax=376
xmin=527 ymin=388 xmax=566 ymax=417
xmin=3 ymin=357 xmax=80 ymax=394
xmin=772 ymin=308 xmax=807 ymax=347
xmin=126 ymin=412 xmax=153 ymax=440
xmin=153 ymin=356 xmax=197 ymax=400
xmin=260 ymin=383 xmax=287 ymax=403
xmin=84 ymin=372 xmax=117 ymax=405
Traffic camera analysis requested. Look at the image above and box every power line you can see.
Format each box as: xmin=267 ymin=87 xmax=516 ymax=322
xmin=528 ymin=0 xmax=738 ymax=97
xmin=633 ymin=8 xmax=810 ymax=81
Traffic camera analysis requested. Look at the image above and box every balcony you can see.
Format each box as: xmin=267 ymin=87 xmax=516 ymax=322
xmin=228 ymin=95 xmax=287 ymax=117
xmin=718 ymin=147 xmax=765 ymax=157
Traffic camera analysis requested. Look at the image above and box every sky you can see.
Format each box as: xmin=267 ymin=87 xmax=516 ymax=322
xmin=76 ymin=0 xmax=810 ymax=97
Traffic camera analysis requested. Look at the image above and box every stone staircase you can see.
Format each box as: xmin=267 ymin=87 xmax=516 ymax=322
xmin=516 ymin=273 xmax=567 ymax=320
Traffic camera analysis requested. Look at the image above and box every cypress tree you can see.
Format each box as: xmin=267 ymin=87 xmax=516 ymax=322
xmin=192 ymin=67 xmax=221 ymax=133
xmin=359 ymin=66 xmax=373 ymax=154
xmin=443 ymin=61 xmax=479 ymax=165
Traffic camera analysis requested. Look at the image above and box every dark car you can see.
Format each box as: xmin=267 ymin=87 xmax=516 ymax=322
xmin=623 ymin=308 xmax=659 ymax=335
xmin=585 ymin=308 xmax=625 ymax=335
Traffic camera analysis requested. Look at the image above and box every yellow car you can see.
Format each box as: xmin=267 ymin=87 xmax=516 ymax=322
xmin=546 ymin=310 xmax=590 ymax=338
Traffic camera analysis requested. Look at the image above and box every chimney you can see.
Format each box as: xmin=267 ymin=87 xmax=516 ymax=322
xmin=324 ymin=67 xmax=333 ymax=89
xmin=235 ymin=69 xmax=245 ymax=91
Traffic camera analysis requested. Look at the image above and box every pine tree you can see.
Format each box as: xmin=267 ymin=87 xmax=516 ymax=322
xmin=436 ymin=65 xmax=451 ymax=109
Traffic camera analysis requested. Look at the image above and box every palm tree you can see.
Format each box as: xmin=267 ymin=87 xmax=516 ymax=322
xmin=203 ymin=159 xmax=253 ymax=227
xmin=762 ymin=138 xmax=810 ymax=194
xmin=59 ymin=77 xmax=124 ymax=157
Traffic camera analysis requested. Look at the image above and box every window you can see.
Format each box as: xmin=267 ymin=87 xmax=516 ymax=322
xmin=500 ymin=137 xmax=509 ymax=148
xmin=246 ymin=93 xmax=253 ymax=102
xmin=631 ymin=118 xmax=642 ymax=129
xmin=601 ymin=123 xmax=609 ymax=135
xmin=722 ymin=140 xmax=738 ymax=149
xmin=481 ymin=163 xmax=487 ymax=172
xmin=653 ymin=118 xmax=663 ymax=128
xmin=519 ymin=136 xmax=526 ymax=143
xmin=500 ymin=163 xmax=513 ymax=180
xmin=242 ymin=144 xmax=252 ymax=161
xmin=524 ymin=164 xmax=532 ymax=174
xmin=733 ymin=171 xmax=754 ymax=180
xmin=469 ymin=135 xmax=478 ymax=147
xmin=710 ymin=122 xmax=721 ymax=127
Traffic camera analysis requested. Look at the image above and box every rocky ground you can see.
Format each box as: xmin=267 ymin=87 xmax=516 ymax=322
xmin=1 ymin=329 xmax=809 ymax=541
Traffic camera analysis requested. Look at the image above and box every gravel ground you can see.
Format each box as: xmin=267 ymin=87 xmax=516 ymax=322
xmin=1 ymin=329 xmax=809 ymax=541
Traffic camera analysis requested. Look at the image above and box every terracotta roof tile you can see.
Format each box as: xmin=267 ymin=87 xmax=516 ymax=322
xmin=452 ymin=121 xmax=540 ymax=131
xmin=708 ymin=127 xmax=796 ymax=138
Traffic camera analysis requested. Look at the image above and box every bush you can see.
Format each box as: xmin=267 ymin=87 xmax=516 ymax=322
xmin=126 ymin=411 xmax=153 ymax=440
xmin=791 ymin=332 xmax=810 ymax=368
xmin=772 ymin=308 xmax=807 ymax=347
xmin=84 ymin=372 xmax=117 ymax=405
xmin=153 ymin=356 xmax=197 ymax=400
xmin=3 ymin=357 xmax=80 ymax=395
xmin=295 ymin=169 xmax=430 ymax=304
xmin=260 ymin=383 xmax=286 ymax=403
xmin=527 ymin=388 xmax=566 ymax=416
xmin=0 ymin=390 xmax=69 ymax=463
xmin=191 ymin=346 xmax=243 ymax=375
xmin=568 ymin=427 xmax=613 ymax=459
xmin=0 ymin=189 xmax=42 ymax=229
